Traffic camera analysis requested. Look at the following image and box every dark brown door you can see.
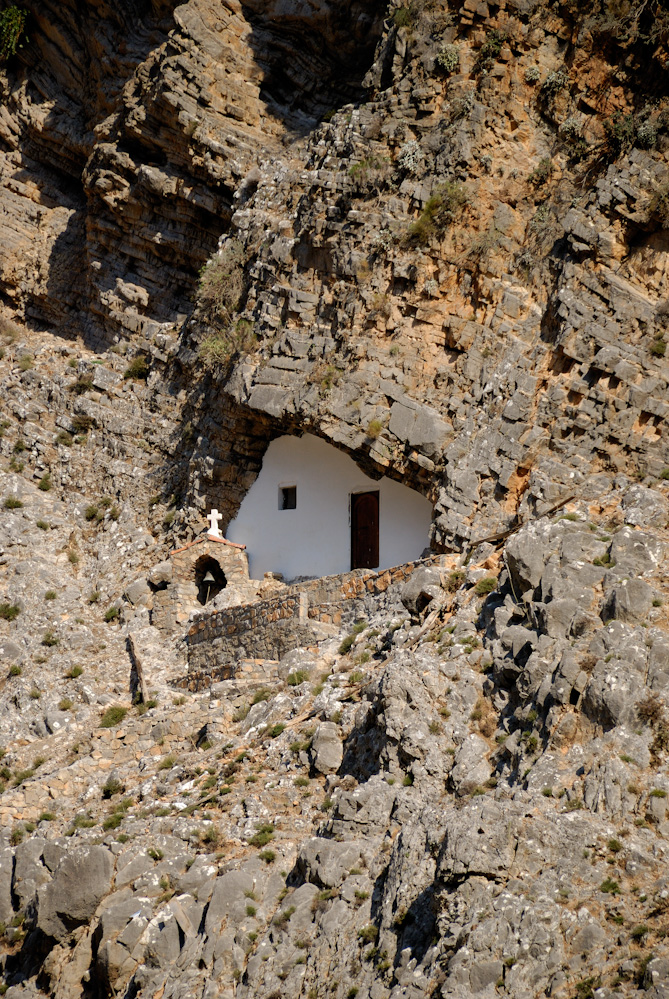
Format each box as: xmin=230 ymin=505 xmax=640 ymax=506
xmin=351 ymin=491 xmax=379 ymax=569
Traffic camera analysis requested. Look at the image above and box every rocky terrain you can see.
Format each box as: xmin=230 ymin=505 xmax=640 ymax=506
xmin=0 ymin=0 xmax=669 ymax=997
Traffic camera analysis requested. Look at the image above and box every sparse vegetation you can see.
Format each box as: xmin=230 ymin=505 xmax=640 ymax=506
xmin=100 ymin=705 xmax=128 ymax=728
xmin=123 ymin=356 xmax=149 ymax=381
xmin=405 ymin=182 xmax=468 ymax=245
xmin=0 ymin=6 xmax=28 ymax=60
xmin=0 ymin=603 xmax=20 ymax=621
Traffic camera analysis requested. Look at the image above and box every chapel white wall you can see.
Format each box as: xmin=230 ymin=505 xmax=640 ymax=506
xmin=226 ymin=434 xmax=433 ymax=580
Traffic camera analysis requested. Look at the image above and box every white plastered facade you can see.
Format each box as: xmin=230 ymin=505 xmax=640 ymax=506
xmin=227 ymin=434 xmax=433 ymax=580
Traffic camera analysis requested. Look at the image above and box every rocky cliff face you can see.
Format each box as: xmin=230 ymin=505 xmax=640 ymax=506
xmin=1 ymin=1 xmax=669 ymax=998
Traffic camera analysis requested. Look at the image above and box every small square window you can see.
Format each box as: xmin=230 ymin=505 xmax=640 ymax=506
xmin=280 ymin=485 xmax=296 ymax=510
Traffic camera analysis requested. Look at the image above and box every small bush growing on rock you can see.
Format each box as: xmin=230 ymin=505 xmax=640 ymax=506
xmin=287 ymin=670 xmax=309 ymax=686
xmin=405 ymin=182 xmax=468 ymax=245
xmin=600 ymin=877 xmax=621 ymax=894
xmin=39 ymin=812 xmax=55 ymax=822
xmin=66 ymin=664 xmax=83 ymax=678
xmin=435 ymin=44 xmax=459 ymax=73
xmin=41 ymin=631 xmax=58 ymax=647
xmin=8 ymin=665 xmax=21 ymax=677
xmin=541 ymin=69 xmax=568 ymax=99
xmin=268 ymin=723 xmax=285 ymax=739
xmin=392 ymin=6 xmax=413 ymax=28
xmin=197 ymin=240 xmax=245 ymax=324
xmin=525 ymin=65 xmax=540 ymax=83
xmin=608 ymin=838 xmax=623 ymax=852
xmin=474 ymin=577 xmax=497 ymax=596
xmin=0 ymin=603 xmax=20 ymax=621
xmin=55 ymin=430 xmax=73 ymax=447
xmin=104 ymin=607 xmax=120 ymax=623
xmin=44 ymin=590 xmax=56 ymax=601
xmin=478 ymin=28 xmax=506 ymax=66
xmin=100 ymin=705 xmax=127 ymax=728
xmin=0 ymin=6 xmax=28 ymax=60
xmin=637 ymin=692 xmax=665 ymax=726
xmin=528 ymin=158 xmax=554 ymax=186
xmin=207 ymin=318 xmax=257 ymax=370
xmin=147 ymin=846 xmax=164 ymax=861
xmin=259 ymin=849 xmax=276 ymax=864
xmin=249 ymin=823 xmax=274 ymax=847
xmin=650 ymin=337 xmax=667 ymax=357
xmin=102 ymin=813 xmax=123 ymax=831
xmin=631 ymin=924 xmax=650 ymax=942
xmin=158 ymin=755 xmax=176 ymax=771
xmin=252 ymin=688 xmax=271 ymax=704
xmin=18 ymin=354 xmax=33 ymax=371
xmin=58 ymin=698 xmax=73 ymax=711
xmin=36 ymin=520 xmax=49 ymax=530
xmin=9 ymin=828 xmax=22 ymax=846
xmin=69 ymin=376 xmax=93 ymax=395
xmin=88 ymin=591 xmax=100 ymax=604
xmin=102 ymin=776 xmax=123 ymax=799
xmin=604 ymin=111 xmax=635 ymax=156
xmin=123 ymin=356 xmax=149 ymax=381
xmin=38 ymin=474 xmax=51 ymax=491
xmin=358 ymin=925 xmax=378 ymax=943
xmin=3 ymin=496 xmax=22 ymax=510
xmin=67 ymin=550 xmax=79 ymax=564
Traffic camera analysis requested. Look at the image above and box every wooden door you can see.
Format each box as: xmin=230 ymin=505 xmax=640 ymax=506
xmin=351 ymin=491 xmax=379 ymax=569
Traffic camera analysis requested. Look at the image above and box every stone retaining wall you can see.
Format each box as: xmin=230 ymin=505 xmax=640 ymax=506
xmin=186 ymin=555 xmax=445 ymax=674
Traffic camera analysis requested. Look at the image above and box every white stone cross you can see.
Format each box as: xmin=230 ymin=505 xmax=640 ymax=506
xmin=207 ymin=508 xmax=223 ymax=537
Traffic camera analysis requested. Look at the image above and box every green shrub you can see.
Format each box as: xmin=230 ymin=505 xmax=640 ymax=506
xmin=197 ymin=240 xmax=245 ymax=324
xmin=287 ymin=670 xmax=310 ymax=687
xmin=604 ymin=111 xmax=635 ymax=156
xmin=55 ymin=430 xmax=73 ymax=447
xmin=44 ymin=590 xmax=57 ymax=601
xmin=58 ymin=698 xmax=73 ymax=711
xmin=88 ymin=591 xmax=100 ymax=604
xmin=36 ymin=520 xmax=49 ymax=530
xmin=650 ymin=337 xmax=667 ymax=357
xmin=85 ymin=504 xmax=99 ymax=522
xmin=102 ymin=776 xmax=123 ymax=798
xmin=435 ymin=43 xmax=459 ymax=73
xmin=528 ymin=158 xmax=554 ymax=186
xmin=39 ymin=812 xmax=55 ymax=822
xmin=600 ymin=877 xmax=621 ymax=894
xmin=608 ymin=838 xmax=622 ymax=852
xmin=392 ymin=6 xmax=413 ymax=28
xmin=18 ymin=353 xmax=33 ymax=371
xmin=8 ymin=665 xmax=21 ymax=677
xmin=158 ymin=755 xmax=176 ymax=770
xmin=102 ymin=813 xmax=123 ymax=830
xmin=405 ymin=182 xmax=468 ymax=245
xmin=69 ymin=376 xmax=93 ymax=395
xmin=147 ymin=846 xmax=164 ymax=861
xmin=198 ymin=319 xmax=256 ymax=369
xmin=631 ymin=924 xmax=649 ymax=942
xmin=358 ymin=925 xmax=378 ymax=943
xmin=38 ymin=474 xmax=51 ymax=491
xmin=66 ymin=664 xmax=83 ymax=679
xmin=268 ymin=723 xmax=285 ymax=738
xmin=3 ymin=496 xmax=22 ymax=509
xmin=41 ymin=631 xmax=58 ymax=647
xmin=104 ymin=606 xmax=120 ymax=623
xmin=100 ymin=705 xmax=127 ymax=728
xmin=259 ymin=849 xmax=276 ymax=863
xmin=123 ymin=356 xmax=149 ymax=381
xmin=0 ymin=6 xmax=28 ymax=59
xmin=29 ymin=688 xmax=41 ymax=699
xmin=366 ymin=419 xmax=383 ymax=439
xmin=474 ymin=577 xmax=497 ymax=596
xmin=249 ymin=823 xmax=274 ymax=847
xmin=0 ymin=603 xmax=20 ymax=621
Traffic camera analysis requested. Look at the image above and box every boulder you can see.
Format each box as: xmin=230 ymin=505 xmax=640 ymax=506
xmin=311 ymin=722 xmax=343 ymax=775
xmin=36 ymin=846 xmax=114 ymax=941
xmin=401 ymin=566 xmax=444 ymax=616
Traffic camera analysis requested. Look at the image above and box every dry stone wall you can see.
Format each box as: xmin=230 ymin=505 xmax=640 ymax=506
xmin=186 ymin=556 xmax=443 ymax=671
